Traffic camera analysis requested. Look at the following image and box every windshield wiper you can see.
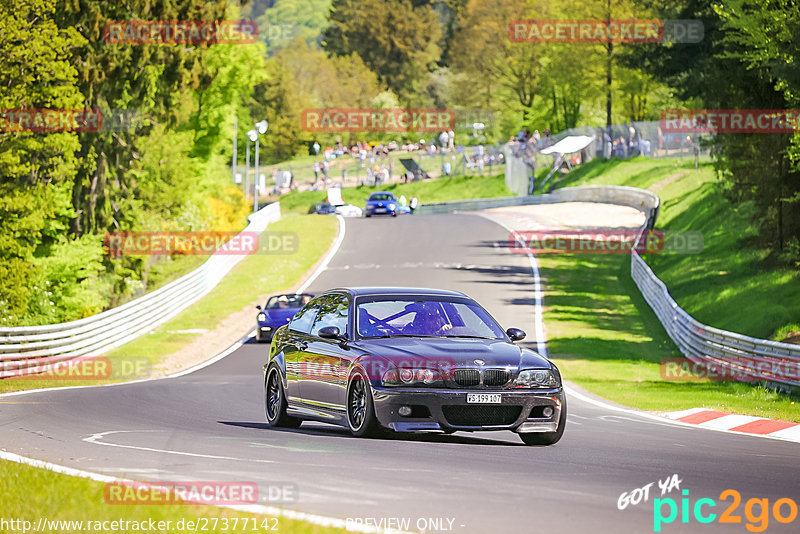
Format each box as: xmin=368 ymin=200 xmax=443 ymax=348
xmin=442 ymin=335 xmax=496 ymax=340
xmin=362 ymin=334 xmax=442 ymax=339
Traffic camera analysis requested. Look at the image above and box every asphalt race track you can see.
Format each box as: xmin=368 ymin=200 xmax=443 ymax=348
xmin=1 ymin=214 xmax=798 ymax=533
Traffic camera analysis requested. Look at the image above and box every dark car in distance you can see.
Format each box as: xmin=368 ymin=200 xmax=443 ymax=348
xmin=365 ymin=192 xmax=397 ymax=217
xmin=255 ymin=293 xmax=314 ymax=342
xmin=263 ymin=287 xmax=566 ymax=445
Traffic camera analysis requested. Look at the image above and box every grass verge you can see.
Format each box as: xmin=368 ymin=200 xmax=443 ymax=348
xmin=541 ymin=253 xmax=800 ymax=421
xmin=278 ymin=173 xmax=511 ymax=214
xmin=0 ymin=215 xmax=339 ymax=394
xmin=0 ymin=459 xmax=346 ymax=534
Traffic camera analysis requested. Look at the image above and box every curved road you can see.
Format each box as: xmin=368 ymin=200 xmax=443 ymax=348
xmin=1 ymin=214 xmax=797 ymax=533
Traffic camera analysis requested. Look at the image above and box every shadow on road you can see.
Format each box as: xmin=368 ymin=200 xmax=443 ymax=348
xmin=218 ymin=420 xmax=524 ymax=446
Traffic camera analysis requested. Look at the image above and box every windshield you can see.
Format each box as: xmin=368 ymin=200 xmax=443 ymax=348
xmin=369 ymin=193 xmax=393 ymax=201
xmin=266 ymin=294 xmax=313 ymax=309
xmin=356 ymin=297 xmax=506 ymax=339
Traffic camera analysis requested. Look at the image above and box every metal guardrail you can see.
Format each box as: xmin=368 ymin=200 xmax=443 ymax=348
xmin=0 ymin=203 xmax=281 ymax=378
xmin=419 ymin=185 xmax=800 ymax=391
xmin=631 ymin=252 xmax=800 ymax=391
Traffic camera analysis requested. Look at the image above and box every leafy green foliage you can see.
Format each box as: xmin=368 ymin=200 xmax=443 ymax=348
xmin=323 ymin=0 xmax=442 ymax=101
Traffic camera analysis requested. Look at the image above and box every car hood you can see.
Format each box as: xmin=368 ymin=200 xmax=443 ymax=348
xmin=260 ymin=308 xmax=297 ymax=325
xmin=366 ymin=199 xmax=394 ymax=207
xmin=352 ymin=337 xmax=550 ymax=370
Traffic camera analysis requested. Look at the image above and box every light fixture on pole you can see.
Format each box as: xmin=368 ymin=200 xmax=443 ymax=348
xmin=252 ymin=120 xmax=268 ymax=213
xmin=246 ymin=129 xmax=257 ymax=204
xmin=232 ymin=116 xmax=238 ymax=183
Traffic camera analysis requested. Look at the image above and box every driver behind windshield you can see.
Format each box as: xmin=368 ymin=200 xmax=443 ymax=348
xmin=404 ymin=302 xmax=452 ymax=336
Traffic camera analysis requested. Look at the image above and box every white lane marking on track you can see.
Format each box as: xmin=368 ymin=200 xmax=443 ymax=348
xmin=0 ymin=451 xmax=407 ymax=534
xmin=296 ymin=214 xmax=345 ymax=293
xmin=473 ymin=213 xmax=548 ymax=357
xmin=565 ymin=385 xmax=800 ymax=443
xmin=83 ymin=430 xmax=275 ymax=463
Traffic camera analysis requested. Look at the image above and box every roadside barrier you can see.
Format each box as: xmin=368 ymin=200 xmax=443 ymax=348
xmin=0 ymin=204 xmax=281 ymax=378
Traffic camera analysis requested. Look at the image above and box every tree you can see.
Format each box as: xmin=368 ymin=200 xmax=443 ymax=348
xmin=0 ymin=0 xmax=84 ymax=319
xmin=323 ymin=0 xmax=441 ymax=102
xmin=53 ymin=0 xmax=229 ymax=235
xmin=449 ymin=0 xmax=545 ymax=126
xmin=628 ymin=0 xmax=800 ymax=259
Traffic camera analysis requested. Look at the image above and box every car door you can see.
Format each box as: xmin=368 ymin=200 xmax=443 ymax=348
xmin=283 ymin=300 xmax=320 ymax=402
xmin=302 ymin=293 xmax=351 ymax=412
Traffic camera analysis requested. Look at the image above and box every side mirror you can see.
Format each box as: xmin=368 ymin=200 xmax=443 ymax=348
xmin=256 ymin=305 xmax=262 ymax=311
xmin=506 ymin=328 xmax=526 ymax=341
xmin=318 ymin=326 xmax=341 ymax=339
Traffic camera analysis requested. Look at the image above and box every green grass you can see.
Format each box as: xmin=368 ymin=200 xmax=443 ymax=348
xmin=540 ymin=253 xmax=800 ymax=421
xmin=0 ymin=215 xmax=339 ymax=394
xmin=0 ymin=459 xmax=346 ymax=534
xmin=278 ymin=173 xmax=512 ymax=214
xmin=554 ymin=156 xmax=800 ymax=341
xmin=538 ymin=156 xmax=800 ymax=419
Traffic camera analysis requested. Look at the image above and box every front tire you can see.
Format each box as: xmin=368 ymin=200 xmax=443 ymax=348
xmin=519 ymin=397 xmax=566 ymax=446
xmin=265 ymin=365 xmax=302 ymax=428
xmin=346 ymin=369 xmax=380 ymax=437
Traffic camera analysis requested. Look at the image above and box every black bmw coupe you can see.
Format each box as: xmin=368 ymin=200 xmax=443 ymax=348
xmin=263 ymin=287 xmax=566 ymax=445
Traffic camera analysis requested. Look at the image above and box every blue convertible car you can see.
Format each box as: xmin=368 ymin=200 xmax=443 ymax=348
xmin=255 ymin=293 xmax=314 ymax=342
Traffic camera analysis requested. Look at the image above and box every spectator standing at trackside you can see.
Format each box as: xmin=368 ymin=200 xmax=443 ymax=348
xmin=313 ymin=161 xmax=320 ymax=181
xmin=447 ymin=129 xmax=455 ymax=151
xmin=439 ymin=130 xmax=449 ymax=152
xmin=322 ymin=159 xmax=329 ymax=179
xmin=603 ymin=131 xmax=612 ymax=159
xmin=312 ymin=141 xmax=320 ymax=155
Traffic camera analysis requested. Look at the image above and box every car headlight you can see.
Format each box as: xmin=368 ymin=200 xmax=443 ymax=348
xmin=513 ymin=369 xmax=560 ymax=388
xmin=257 ymin=313 xmax=267 ymax=322
xmin=388 ymin=203 xmax=396 ymax=210
xmin=382 ymin=368 xmax=441 ymax=386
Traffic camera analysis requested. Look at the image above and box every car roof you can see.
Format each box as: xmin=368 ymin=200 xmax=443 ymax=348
xmin=368 ymin=191 xmax=394 ymax=196
xmin=322 ymin=287 xmax=468 ymax=298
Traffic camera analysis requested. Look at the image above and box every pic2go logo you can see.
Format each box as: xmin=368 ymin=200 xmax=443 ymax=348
xmin=654 ymin=489 xmax=798 ymax=532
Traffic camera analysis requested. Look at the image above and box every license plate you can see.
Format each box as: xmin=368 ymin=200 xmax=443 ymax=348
xmin=375 ymin=208 xmax=386 ymax=213
xmin=466 ymin=393 xmax=501 ymax=404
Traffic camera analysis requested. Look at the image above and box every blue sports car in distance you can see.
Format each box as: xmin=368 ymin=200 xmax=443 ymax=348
xmin=255 ymin=293 xmax=314 ymax=342
xmin=365 ymin=192 xmax=397 ymax=217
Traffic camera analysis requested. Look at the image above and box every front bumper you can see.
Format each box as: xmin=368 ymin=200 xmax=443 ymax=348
xmin=366 ymin=207 xmax=396 ymax=216
xmin=257 ymin=324 xmax=276 ymax=340
xmin=371 ymin=386 xmax=564 ymax=433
